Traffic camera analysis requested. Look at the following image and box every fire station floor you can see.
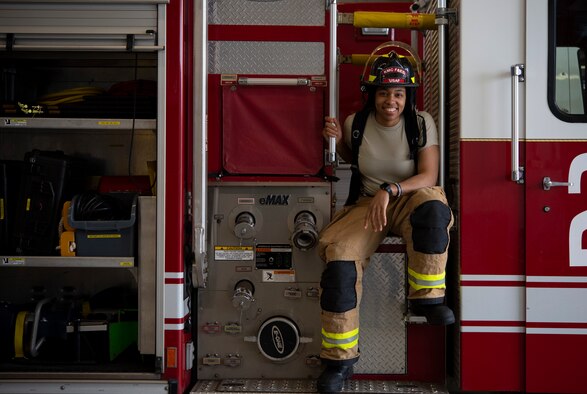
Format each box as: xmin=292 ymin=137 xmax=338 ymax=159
xmin=191 ymin=379 xmax=448 ymax=393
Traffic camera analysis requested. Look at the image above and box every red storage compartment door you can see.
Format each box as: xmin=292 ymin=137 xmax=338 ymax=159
xmin=222 ymin=84 xmax=324 ymax=176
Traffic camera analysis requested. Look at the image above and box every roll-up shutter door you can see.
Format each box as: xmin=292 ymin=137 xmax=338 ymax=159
xmin=0 ymin=0 xmax=168 ymax=51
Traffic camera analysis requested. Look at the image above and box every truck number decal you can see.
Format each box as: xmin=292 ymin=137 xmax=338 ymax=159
xmin=568 ymin=153 xmax=587 ymax=266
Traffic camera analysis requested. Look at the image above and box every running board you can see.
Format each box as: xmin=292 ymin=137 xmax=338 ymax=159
xmin=191 ymin=379 xmax=447 ymax=393
xmin=0 ymin=379 xmax=169 ymax=394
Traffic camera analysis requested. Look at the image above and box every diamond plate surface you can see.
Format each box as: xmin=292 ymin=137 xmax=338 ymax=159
xmin=191 ymin=379 xmax=447 ymax=393
xmin=209 ymin=0 xmax=324 ymax=26
xmin=355 ymin=236 xmax=407 ymax=374
xmin=209 ymin=41 xmax=324 ymax=75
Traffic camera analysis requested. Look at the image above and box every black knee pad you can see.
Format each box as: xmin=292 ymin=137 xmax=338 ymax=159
xmin=320 ymin=260 xmax=357 ymax=313
xmin=410 ymin=200 xmax=451 ymax=254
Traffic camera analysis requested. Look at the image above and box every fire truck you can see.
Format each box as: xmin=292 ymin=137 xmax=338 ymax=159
xmin=0 ymin=0 xmax=586 ymax=393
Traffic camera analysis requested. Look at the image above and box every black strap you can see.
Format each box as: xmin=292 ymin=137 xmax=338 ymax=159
xmin=344 ymin=108 xmax=370 ymax=206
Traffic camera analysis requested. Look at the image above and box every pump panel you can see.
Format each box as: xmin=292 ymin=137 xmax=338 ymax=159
xmin=197 ymin=182 xmax=329 ymax=379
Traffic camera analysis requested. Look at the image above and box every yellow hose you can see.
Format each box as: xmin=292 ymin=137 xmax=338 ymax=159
xmin=14 ymin=311 xmax=27 ymax=358
xmin=353 ymin=12 xmax=436 ymax=30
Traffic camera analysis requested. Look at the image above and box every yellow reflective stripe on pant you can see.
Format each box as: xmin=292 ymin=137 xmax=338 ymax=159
xmin=321 ymin=328 xmax=359 ymax=350
xmin=407 ymin=267 xmax=446 ymax=290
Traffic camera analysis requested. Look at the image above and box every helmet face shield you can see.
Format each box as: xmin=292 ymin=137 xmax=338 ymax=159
xmin=363 ymin=51 xmax=419 ymax=89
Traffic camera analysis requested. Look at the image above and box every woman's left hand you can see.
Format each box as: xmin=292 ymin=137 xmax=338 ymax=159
xmin=364 ymin=190 xmax=390 ymax=232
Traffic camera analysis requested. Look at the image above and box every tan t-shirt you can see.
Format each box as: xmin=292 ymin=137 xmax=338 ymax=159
xmin=343 ymin=111 xmax=438 ymax=196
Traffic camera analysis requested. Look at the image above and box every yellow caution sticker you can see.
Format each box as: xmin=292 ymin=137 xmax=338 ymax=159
xmin=98 ymin=121 xmax=121 ymax=126
xmin=214 ymin=245 xmax=254 ymax=261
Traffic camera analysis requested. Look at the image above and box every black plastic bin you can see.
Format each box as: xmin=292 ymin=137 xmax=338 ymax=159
xmin=68 ymin=192 xmax=138 ymax=257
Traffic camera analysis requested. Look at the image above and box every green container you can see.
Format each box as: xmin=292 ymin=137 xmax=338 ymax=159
xmin=108 ymin=320 xmax=138 ymax=361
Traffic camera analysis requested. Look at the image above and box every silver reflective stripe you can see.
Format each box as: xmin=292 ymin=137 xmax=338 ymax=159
xmin=407 ymin=274 xmax=445 ymax=287
xmin=321 ymin=333 xmax=359 ymax=346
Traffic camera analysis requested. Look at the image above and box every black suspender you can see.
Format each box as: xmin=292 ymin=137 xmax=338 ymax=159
xmin=344 ymin=108 xmax=370 ymax=206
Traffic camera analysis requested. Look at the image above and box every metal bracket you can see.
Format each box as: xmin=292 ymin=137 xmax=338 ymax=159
xmin=436 ymin=7 xmax=458 ymax=26
xmin=513 ymin=63 xmax=526 ymax=82
xmin=6 ymin=33 xmax=14 ymax=52
xmin=146 ymin=29 xmax=157 ymax=46
xmin=126 ymin=34 xmax=135 ymax=51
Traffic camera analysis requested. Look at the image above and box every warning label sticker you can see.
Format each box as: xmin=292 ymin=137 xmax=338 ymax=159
xmin=215 ymin=246 xmax=254 ymax=261
xmin=262 ymin=269 xmax=296 ymax=283
xmin=3 ymin=119 xmax=27 ymax=127
xmin=1 ymin=257 xmax=24 ymax=265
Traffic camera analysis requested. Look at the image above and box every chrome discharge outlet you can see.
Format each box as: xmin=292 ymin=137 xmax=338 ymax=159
xmin=291 ymin=211 xmax=318 ymax=251
xmin=232 ymin=280 xmax=255 ymax=311
xmin=234 ymin=211 xmax=256 ymax=239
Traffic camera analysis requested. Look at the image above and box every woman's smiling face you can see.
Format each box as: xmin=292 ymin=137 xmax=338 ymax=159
xmin=374 ymin=86 xmax=406 ymax=127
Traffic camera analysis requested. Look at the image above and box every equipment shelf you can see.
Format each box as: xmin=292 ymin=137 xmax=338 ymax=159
xmin=0 ymin=117 xmax=156 ymax=130
xmin=0 ymin=256 xmax=135 ymax=268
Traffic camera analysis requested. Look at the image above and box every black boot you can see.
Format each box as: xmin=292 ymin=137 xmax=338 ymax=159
xmin=316 ymin=364 xmax=354 ymax=393
xmin=410 ymin=301 xmax=455 ymax=325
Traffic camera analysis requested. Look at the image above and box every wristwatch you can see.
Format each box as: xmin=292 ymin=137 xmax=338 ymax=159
xmin=379 ymin=182 xmax=394 ymax=197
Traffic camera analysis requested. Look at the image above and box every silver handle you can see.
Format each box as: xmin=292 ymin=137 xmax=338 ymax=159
xmin=543 ymin=177 xmax=573 ymax=191
xmin=511 ymin=64 xmax=525 ymax=183
xmin=30 ymin=297 xmax=53 ymax=358
xmin=237 ymin=77 xmax=309 ymax=86
xmin=328 ymin=0 xmax=338 ymax=164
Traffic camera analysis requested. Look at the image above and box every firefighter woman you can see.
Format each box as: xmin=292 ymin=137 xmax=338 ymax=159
xmin=317 ymin=51 xmax=454 ymax=393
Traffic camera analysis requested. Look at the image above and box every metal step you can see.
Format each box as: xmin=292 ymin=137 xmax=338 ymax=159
xmin=191 ymin=379 xmax=448 ymax=393
xmin=0 ymin=379 xmax=169 ymax=394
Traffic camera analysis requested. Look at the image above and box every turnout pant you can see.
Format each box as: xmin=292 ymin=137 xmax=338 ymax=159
xmin=318 ymin=186 xmax=453 ymax=365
